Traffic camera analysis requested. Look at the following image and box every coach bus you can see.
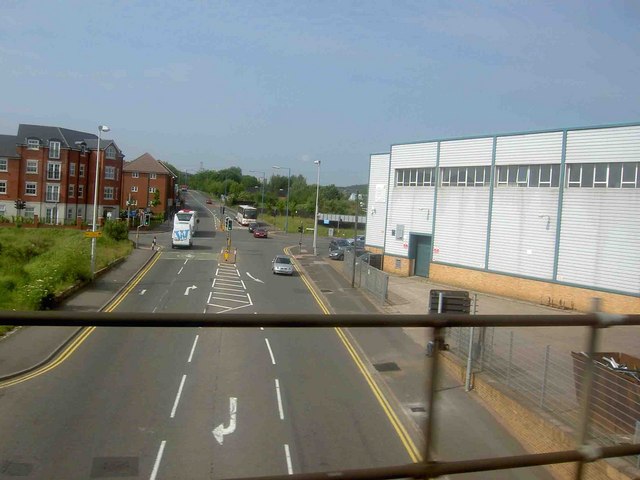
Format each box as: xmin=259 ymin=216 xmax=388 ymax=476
xmin=236 ymin=205 xmax=258 ymax=226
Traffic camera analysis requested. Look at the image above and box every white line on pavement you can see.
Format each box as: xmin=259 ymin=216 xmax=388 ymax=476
xmin=210 ymin=291 xmax=249 ymax=298
xmin=207 ymin=291 xmax=212 ymax=303
xmin=275 ymin=379 xmax=284 ymax=420
xmin=188 ymin=335 xmax=199 ymax=363
xmin=152 ymin=307 xmax=157 ymax=313
xmin=240 ymin=279 xmax=247 ymax=289
xmin=140 ymin=289 xmax=146 ymax=295
xmin=284 ymin=444 xmax=293 ymax=474
xmin=183 ymin=259 xmax=189 ymax=265
xmin=213 ymin=285 xmax=245 ymax=292
xmin=170 ymin=374 xmax=187 ymax=418
xmin=177 ymin=267 xmax=183 ymax=275
xmin=215 ymin=268 xmax=219 ymax=276
xmin=265 ymin=338 xmax=276 ymax=365
xmin=210 ymin=296 xmax=250 ymax=304
xmin=150 ymin=440 xmax=166 ymax=480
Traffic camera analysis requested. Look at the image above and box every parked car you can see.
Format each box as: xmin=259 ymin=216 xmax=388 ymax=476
xmin=272 ymin=255 xmax=294 ymax=275
xmin=253 ymin=227 xmax=268 ymax=238
xmin=206 ymin=198 xmax=212 ymax=204
xmin=248 ymin=221 xmax=268 ymax=233
xmin=329 ymin=238 xmax=351 ymax=260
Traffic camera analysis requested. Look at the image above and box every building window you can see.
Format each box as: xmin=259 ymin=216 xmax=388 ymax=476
xmin=150 ymin=173 xmax=157 ymax=180
xmin=395 ymin=168 xmax=435 ymax=187
xmin=495 ymin=164 xmax=560 ymax=188
xmin=566 ymin=162 xmax=640 ymax=189
xmin=25 ymin=182 xmax=37 ymax=195
xmin=0 ymin=180 xmax=6 ymax=194
xmin=49 ymin=141 xmax=61 ymax=159
xmin=24 ymin=207 xmax=35 ymax=219
xmin=131 ymin=186 xmax=138 ymax=192
xmin=104 ymin=166 xmax=115 ymax=180
xmin=46 ymin=184 xmax=60 ymax=202
xmin=78 ymin=185 xmax=84 ymax=198
xmin=0 ymin=158 xmax=7 ymax=172
xmin=67 ymin=208 xmax=74 ymax=220
xmin=132 ymin=171 xmax=139 ymax=178
xmin=27 ymin=138 xmax=40 ymax=150
xmin=104 ymin=187 xmax=114 ymax=200
xmin=68 ymin=184 xmax=75 ymax=197
xmin=106 ymin=145 xmax=116 ymax=159
xmin=79 ymin=164 xmax=85 ymax=177
xmin=0 ymin=205 xmax=5 ymax=217
xmin=26 ymin=160 xmax=38 ymax=174
xmin=70 ymin=162 xmax=76 ymax=176
xmin=441 ymin=166 xmax=491 ymax=187
xmin=47 ymin=161 xmax=62 ymax=180
xmin=149 ymin=187 xmax=157 ymax=193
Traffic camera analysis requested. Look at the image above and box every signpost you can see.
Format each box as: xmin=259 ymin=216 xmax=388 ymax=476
xmin=84 ymin=231 xmax=102 ymax=238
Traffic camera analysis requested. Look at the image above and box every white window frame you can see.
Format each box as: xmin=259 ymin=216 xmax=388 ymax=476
xmin=79 ymin=164 xmax=86 ymax=178
xmin=27 ymin=138 xmax=40 ymax=150
xmin=24 ymin=206 xmax=35 ymax=219
xmin=46 ymin=184 xmax=60 ymax=202
xmin=132 ymin=171 xmax=139 ymax=179
xmin=131 ymin=185 xmax=138 ymax=192
xmin=0 ymin=180 xmax=6 ymax=194
xmin=457 ymin=167 xmax=468 ymax=187
xmin=47 ymin=161 xmax=62 ymax=181
xmin=68 ymin=184 xmax=75 ymax=197
xmin=0 ymin=205 xmax=5 ymax=217
xmin=104 ymin=186 xmax=114 ymax=200
xmin=25 ymin=182 xmax=37 ymax=196
xmin=516 ymin=165 xmax=529 ymax=187
xmin=67 ymin=208 xmax=74 ymax=220
xmin=621 ymin=163 xmax=638 ymax=188
xmin=49 ymin=140 xmax=61 ymax=159
xmin=150 ymin=173 xmax=157 ymax=180
xmin=593 ymin=163 xmax=608 ymax=188
xmin=440 ymin=168 xmax=451 ymax=187
xmin=105 ymin=166 xmax=116 ymax=180
xmin=26 ymin=160 xmax=38 ymax=174
xmin=69 ymin=162 xmax=76 ymax=177
xmin=0 ymin=158 xmax=7 ymax=172
xmin=78 ymin=185 xmax=84 ymax=198
xmin=106 ymin=145 xmax=116 ymax=159
xmin=149 ymin=187 xmax=156 ymax=193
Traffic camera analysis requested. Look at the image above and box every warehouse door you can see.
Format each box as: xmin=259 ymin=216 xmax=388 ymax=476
xmin=411 ymin=234 xmax=432 ymax=277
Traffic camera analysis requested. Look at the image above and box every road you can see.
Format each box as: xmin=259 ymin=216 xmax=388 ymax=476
xmin=0 ymin=196 xmax=413 ymax=479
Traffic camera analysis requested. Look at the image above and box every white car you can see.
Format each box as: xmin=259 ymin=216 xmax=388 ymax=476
xmin=272 ymin=255 xmax=294 ymax=275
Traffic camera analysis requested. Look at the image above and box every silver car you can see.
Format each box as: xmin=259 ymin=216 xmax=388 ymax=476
xmin=272 ymin=255 xmax=294 ymax=275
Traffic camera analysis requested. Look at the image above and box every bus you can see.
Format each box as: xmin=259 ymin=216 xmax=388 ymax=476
xmin=236 ymin=205 xmax=258 ymax=226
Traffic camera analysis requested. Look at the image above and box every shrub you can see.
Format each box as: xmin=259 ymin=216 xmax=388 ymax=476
xmin=103 ymin=220 xmax=129 ymax=241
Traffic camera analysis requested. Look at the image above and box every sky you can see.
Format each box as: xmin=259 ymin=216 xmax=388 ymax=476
xmin=1 ymin=1 xmax=639 ymax=186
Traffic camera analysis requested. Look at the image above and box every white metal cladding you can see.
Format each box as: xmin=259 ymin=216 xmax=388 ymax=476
xmin=495 ymin=132 xmax=563 ymax=165
xmin=439 ymin=137 xmax=493 ymax=167
xmin=385 ymin=187 xmax=435 ymax=256
xmin=565 ymin=125 xmax=640 ymax=164
xmin=488 ymin=189 xmax=558 ymax=279
xmin=432 ymin=189 xmax=489 ymax=268
xmin=366 ymin=154 xmax=390 ymax=248
xmin=390 ymin=142 xmax=437 ymax=169
xmin=557 ymin=189 xmax=640 ymax=295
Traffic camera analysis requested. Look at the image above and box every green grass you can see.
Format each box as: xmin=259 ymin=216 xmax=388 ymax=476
xmin=0 ymin=228 xmax=132 ymax=327
xmin=258 ymin=214 xmax=363 ymax=239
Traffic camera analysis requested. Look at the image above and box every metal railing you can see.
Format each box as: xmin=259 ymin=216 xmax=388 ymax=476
xmin=2 ymin=311 xmax=640 ymax=479
xmin=343 ymin=250 xmax=389 ymax=305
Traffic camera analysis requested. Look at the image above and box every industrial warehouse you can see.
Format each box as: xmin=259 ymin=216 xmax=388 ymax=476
xmin=365 ymin=122 xmax=640 ymax=314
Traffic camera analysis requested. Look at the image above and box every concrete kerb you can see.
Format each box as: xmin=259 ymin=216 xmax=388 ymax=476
xmin=0 ymin=248 xmax=160 ymax=383
xmin=285 ymin=247 xmax=337 ymax=315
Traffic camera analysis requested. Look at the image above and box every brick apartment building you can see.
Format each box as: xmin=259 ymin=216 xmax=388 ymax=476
xmin=0 ymin=124 xmax=124 ymax=224
xmin=122 ymin=153 xmax=177 ymax=219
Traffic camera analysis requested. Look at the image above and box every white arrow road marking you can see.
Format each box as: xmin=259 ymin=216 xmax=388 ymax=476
xmin=213 ymin=397 xmax=237 ymax=445
xmin=184 ymin=285 xmax=197 ymax=295
xmin=140 ymin=289 xmax=146 ymax=295
xmin=246 ymin=272 xmax=264 ymax=283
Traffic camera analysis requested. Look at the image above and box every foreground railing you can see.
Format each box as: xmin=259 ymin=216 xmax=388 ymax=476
xmin=2 ymin=311 xmax=639 ymax=479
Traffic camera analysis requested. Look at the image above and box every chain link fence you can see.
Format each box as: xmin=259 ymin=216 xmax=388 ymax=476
xmin=342 ymin=249 xmax=389 ymax=305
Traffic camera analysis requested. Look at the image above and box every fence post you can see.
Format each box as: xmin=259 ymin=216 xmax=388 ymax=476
xmin=507 ymin=331 xmax=514 ymax=386
xmin=540 ymin=345 xmax=551 ymax=408
xmin=465 ymin=326 xmax=475 ymax=391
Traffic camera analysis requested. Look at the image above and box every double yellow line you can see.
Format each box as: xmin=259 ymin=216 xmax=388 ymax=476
xmin=0 ymin=252 xmax=162 ymax=389
xmin=285 ymin=247 xmax=422 ymax=463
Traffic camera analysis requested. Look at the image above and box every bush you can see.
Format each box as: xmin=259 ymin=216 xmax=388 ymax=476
xmin=103 ymin=220 xmax=129 ymax=241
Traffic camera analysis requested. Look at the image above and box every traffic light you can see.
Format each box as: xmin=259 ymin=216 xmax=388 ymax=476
xmin=14 ymin=199 xmax=25 ymax=210
xmin=297 ymin=225 xmax=303 ymax=233
xmin=144 ymin=213 xmax=151 ymax=226
xmin=225 ymin=217 xmax=233 ymax=230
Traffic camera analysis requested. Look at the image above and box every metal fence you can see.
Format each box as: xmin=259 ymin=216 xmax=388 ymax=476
xmin=342 ymin=249 xmax=389 ymax=305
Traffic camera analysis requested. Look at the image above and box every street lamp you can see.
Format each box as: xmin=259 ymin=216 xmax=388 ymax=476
xmin=249 ymin=170 xmax=266 ymax=217
xmin=313 ymin=160 xmax=321 ymax=256
xmin=90 ymin=125 xmax=110 ymax=279
xmin=272 ymin=165 xmax=290 ymax=233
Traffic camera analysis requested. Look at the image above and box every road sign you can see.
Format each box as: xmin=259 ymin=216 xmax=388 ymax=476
xmin=84 ymin=231 xmax=102 ymax=238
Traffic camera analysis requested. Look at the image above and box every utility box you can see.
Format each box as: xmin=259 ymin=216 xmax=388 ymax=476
xmin=428 ymin=290 xmax=471 ymax=314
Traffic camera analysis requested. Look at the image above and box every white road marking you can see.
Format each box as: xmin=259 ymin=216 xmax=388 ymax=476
xmin=149 ymin=440 xmax=166 ymax=480
xmin=177 ymin=267 xmax=183 ymax=275
xmin=265 ymin=338 xmax=276 ymax=365
xmin=170 ymin=374 xmax=187 ymax=418
xmin=215 ymin=268 xmax=219 ymax=276
xmin=240 ymin=279 xmax=247 ymax=289
xmin=140 ymin=289 xmax=146 ymax=295
xmin=284 ymin=444 xmax=293 ymax=474
xmin=212 ymin=397 xmax=238 ymax=445
xmin=210 ymin=296 xmax=250 ymax=304
xmin=184 ymin=259 xmax=189 ymax=265
xmin=152 ymin=307 xmax=158 ymax=313
xmin=188 ymin=335 xmax=199 ymax=363
xmin=207 ymin=291 xmax=212 ymax=303
xmin=275 ymin=379 xmax=284 ymax=420
xmin=211 ymin=291 xmax=249 ymax=298
xmin=246 ymin=272 xmax=264 ymax=283
xmin=184 ymin=285 xmax=197 ymax=295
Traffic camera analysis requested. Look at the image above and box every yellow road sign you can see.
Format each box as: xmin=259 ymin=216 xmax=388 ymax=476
xmin=84 ymin=231 xmax=102 ymax=238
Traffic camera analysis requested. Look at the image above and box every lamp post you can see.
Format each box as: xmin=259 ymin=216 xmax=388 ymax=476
xmin=90 ymin=125 xmax=110 ymax=279
xmin=313 ymin=160 xmax=321 ymax=256
xmin=249 ymin=170 xmax=266 ymax=217
xmin=272 ymin=165 xmax=290 ymax=233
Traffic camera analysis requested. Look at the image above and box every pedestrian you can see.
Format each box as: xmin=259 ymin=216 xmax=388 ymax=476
xmin=151 ymin=236 xmax=157 ymax=251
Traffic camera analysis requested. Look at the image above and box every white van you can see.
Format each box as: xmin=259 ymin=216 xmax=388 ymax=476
xmin=172 ymin=209 xmax=199 ymax=248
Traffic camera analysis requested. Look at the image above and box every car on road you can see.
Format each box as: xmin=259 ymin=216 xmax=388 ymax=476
xmin=248 ymin=221 xmax=268 ymax=233
xmin=253 ymin=227 xmax=268 ymax=238
xmin=206 ymin=198 xmax=212 ymax=204
xmin=272 ymin=255 xmax=294 ymax=275
xmin=328 ymin=238 xmax=351 ymax=260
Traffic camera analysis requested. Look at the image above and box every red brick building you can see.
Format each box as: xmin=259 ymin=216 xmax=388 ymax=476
xmin=0 ymin=124 xmax=125 ymax=224
xmin=121 ymin=153 xmax=176 ymax=219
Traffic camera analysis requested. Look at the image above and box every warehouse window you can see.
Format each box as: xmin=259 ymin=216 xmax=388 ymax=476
xmin=395 ymin=168 xmax=435 ymax=186
xmin=566 ymin=162 xmax=640 ymax=188
xmin=441 ymin=166 xmax=490 ymax=187
xmin=495 ymin=164 xmax=559 ymax=188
